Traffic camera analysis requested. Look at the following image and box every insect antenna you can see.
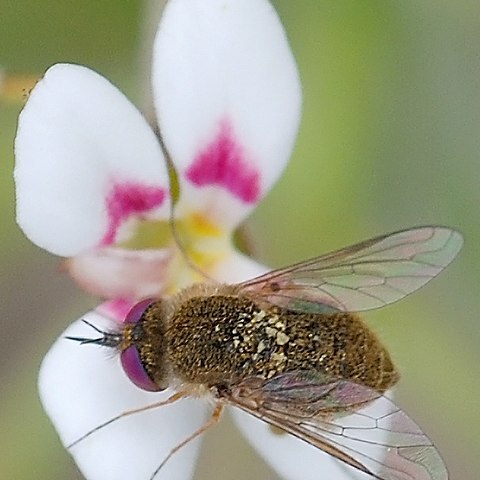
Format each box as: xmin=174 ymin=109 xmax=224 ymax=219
xmin=65 ymin=319 xmax=122 ymax=349
xmin=159 ymin=132 xmax=214 ymax=282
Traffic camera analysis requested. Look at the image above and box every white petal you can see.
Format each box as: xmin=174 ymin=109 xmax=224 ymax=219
xmin=39 ymin=311 xmax=210 ymax=480
xmin=153 ymin=0 xmax=301 ymax=228
xmin=64 ymin=248 xmax=172 ymax=300
xmin=231 ymin=406 xmax=389 ymax=480
xmin=213 ymin=249 xmax=269 ymax=283
xmin=15 ymin=64 xmax=169 ymax=257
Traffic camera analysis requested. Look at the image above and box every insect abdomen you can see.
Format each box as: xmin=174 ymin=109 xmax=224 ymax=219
xmin=283 ymin=312 xmax=399 ymax=392
xmin=166 ymin=294 xmax=398 ymax=393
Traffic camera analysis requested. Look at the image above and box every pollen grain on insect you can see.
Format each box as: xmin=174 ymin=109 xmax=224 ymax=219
xmin=276 ymin=332 xmax=290 ymax=346
xmin=267 ymin=314 xmax=280 ymax=325
xmin=256 ymin=340 xmax=266 ymax=354
xmin=271 ymin=352 xmax=286 ymax=365
xmin=265 ymin=326 xmax=277 ymax=338
xmin=252 ymin=309 xmax=267 ymax=323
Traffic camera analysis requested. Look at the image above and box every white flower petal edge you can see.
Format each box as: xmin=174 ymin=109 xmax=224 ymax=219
xmin=64 ymin=248 xmax=172 ymax=300
xmin=39 ymin=311 xmax=209 ymax=480
xmin=153 ymin=0 xmax=302 ymax=228
xmin=213 ymin=249 xmax=269 ymax=283
xmin=15 ymin=64 xmax=170 ymax=257
xmin=231 ymin=401 xmax=390 ymax=480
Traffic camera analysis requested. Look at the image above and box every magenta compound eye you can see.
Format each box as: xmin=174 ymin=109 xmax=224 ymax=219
xmin=120 ymin=299 xmax=163 ymax=392
xmin=123 ymin=298 xmax=155 ymax=324
xmin=120 ymin=345 xmax=161 ymax=392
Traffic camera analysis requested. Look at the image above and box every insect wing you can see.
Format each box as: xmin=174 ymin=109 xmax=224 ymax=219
xmin=239 ymin=226 xmax=462 ymax=313
xmin=225 ymin=371 xmax=448 ymax=480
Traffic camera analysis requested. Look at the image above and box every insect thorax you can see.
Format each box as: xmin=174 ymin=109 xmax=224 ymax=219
xmin=164 ymin=291 xmax=399 ymax=392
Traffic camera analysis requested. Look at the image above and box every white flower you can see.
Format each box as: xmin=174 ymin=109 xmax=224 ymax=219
xmin=14 ymin=1 xmax=372 ymax=479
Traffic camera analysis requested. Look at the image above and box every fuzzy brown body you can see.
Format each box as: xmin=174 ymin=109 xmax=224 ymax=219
xmin=134 ymin=284 xmax=399 ymax=394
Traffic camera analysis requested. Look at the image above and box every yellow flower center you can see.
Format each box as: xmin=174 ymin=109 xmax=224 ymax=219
xmin=166 ymin=211 xmax=231 ymax=292
xmin=121 ymin=211 xmax=231 ymax=294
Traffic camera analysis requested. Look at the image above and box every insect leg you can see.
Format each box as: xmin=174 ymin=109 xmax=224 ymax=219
xmin=149 ymin=403 xmax=224 ymax=480
xmin=67 ymin=389 xmax=189 ymax=448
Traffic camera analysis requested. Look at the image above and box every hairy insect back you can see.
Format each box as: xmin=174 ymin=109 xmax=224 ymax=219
xmin=164 ymin=284 xmax=398 ymax=393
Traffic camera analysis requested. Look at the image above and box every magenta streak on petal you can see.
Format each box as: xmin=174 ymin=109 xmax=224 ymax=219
xmin=101 ymin=182 xmax=166 ymax=246
xmin=186 ymin=120 xmax=261 ymax=203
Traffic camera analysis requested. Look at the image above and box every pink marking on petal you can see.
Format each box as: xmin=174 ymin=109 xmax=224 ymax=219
xmin=97 ymin=299 xmax=136 ymax=324
xmin=186 ymin=120 xmax=261 ymax=203
xmin=102 ymin=182 xmax=166 ymax=246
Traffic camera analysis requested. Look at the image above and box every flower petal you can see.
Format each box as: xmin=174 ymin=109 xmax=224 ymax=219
xmin=64 ymin=248 xmax=172 ymax=300
xmin=153 ymin=0 xmax=301 ymax=228
xmin=39 ymin=311 xmax=210 ymax=480
xmin=15 ymin=64 xmax=170 ymax=257
xmin=213 ymin=249 xmax=269 ymax=283
xmin=231 ymin=405 xmax=389 ymax=480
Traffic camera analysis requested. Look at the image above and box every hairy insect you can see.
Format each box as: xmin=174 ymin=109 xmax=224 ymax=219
xmin=68 ymin=225 xmax=462 ymax=480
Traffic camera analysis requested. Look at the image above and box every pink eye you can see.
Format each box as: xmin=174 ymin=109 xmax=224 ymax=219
xmin=123 ymin=298 xmax=155 ymax=324
xmin=120 ymin=345 xmax=161 ymax=392
xmin=120 ymin=299 xmax=163 ymax=392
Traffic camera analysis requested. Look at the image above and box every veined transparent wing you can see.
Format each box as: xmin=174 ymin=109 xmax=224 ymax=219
xmin=225 ymin=371 xmax=447 ymax=480
xmin=240 ymin=226 xmax=463 ymax=313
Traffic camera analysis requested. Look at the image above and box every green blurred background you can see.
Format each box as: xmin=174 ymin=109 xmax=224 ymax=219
xmin=1 ymin=1 xmax=478 ymax=479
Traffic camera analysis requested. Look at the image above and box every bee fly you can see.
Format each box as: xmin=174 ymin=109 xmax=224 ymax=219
xmin=67 ymin=225 xmax=463 ymax=480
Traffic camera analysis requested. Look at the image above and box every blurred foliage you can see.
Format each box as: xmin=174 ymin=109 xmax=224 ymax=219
xmin=0 ymin=1 xmax=478 ymax=479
